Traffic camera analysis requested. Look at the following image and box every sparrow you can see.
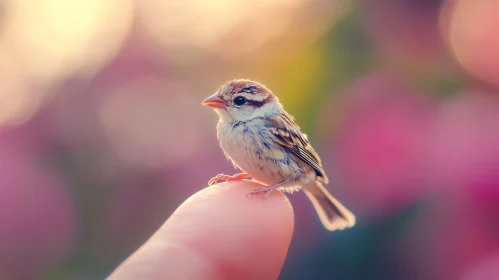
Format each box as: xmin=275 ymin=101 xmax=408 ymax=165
xmin=202 ymin=79 xmax=355 ymax=231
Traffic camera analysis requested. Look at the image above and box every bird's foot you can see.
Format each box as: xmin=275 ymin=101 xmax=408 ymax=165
xmin=208 ymin=173 xmax=250 ymax=186
xmin=246 ymin=181 xmax=286 ymax=199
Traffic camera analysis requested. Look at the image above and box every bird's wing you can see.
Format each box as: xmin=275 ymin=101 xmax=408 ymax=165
xmin=266 ymin=112 xmax=329 ymax=184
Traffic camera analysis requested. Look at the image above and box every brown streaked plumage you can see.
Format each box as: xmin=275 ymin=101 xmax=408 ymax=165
xmin=266 ymin=112 xmax=329 ymax=184
xmin=202 ymin=79 xmax=356 ymax=231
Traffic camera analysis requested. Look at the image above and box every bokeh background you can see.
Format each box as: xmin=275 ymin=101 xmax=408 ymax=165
xmin=1 ymin=0 xmax=499 ymax=279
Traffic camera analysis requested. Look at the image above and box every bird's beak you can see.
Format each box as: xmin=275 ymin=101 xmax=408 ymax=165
xmin=202 ymin=94 xmax=226 ymax=109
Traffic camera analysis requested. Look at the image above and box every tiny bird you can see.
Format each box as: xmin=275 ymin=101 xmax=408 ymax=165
xmin=202 ymin=79 xmax=355 ymax=231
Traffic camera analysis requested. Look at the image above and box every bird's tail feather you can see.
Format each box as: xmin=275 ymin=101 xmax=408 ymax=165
xmin=303 ymin=181 xmax=356 ymax=231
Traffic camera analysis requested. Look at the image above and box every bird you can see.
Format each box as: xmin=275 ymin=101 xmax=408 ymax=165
xmin=202 ymin=79 xmax=355 ymax=231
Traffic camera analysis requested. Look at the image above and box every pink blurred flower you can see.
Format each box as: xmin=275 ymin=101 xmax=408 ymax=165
xmin=331 ymin=72 xmax=437 ymax=217
xmin=430 ymin=91 xmax=499 ymax=192
xmin=399 ymin=92 xmax=499 ymax=279
xmin=0 ymin=128 xmax=77 ymax=279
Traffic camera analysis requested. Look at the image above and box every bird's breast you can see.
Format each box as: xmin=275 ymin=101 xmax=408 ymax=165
xmin=217 ymin=119 xmax=303 ymax=185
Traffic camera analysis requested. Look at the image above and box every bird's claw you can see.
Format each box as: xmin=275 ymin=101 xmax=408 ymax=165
xmin=208 ymin=174 xmax=222 ymax=186
xmin=208 ymin=174 xmax=227 ymax=186
xmin=245 ymin=187 xmax=273 ymax=199
xmin=246 ymin=181 xmax=286 ymax=199
xmin=208 ymin=173 xmax=250 ymax=186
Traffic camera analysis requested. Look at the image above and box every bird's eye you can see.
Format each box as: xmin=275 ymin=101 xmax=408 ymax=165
xmin=233 ymin=96 xmax=247 ymax=106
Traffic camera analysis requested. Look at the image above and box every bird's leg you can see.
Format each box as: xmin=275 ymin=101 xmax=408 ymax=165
xmin=208 ymin=172 xmax=251 ymax=186
xmin=246 ymin=180 xmax=287 ymax=199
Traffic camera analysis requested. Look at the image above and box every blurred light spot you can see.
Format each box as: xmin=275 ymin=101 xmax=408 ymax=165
xmin=138 ymin=0 xmax=349 ymax=56
xmin=446 ymin=0 xmax=499 ymax=87
xmin=0 ymin=45 xmax=47 ymax=125
xmin=462 ymin=254 xmax=499 ymax=280
xmin=1 ymin=0 xmax=134 ymax=81
xmin=99 ymin=77 xmax=205 ymax=170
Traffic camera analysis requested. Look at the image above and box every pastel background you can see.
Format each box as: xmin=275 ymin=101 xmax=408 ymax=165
xmin=1 ymin=0 xmax=498 ymax=279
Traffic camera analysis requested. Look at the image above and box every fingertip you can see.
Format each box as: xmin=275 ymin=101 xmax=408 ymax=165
xmin=163 ymin=181 xmax=294 ymax=279
xmin=109 ymin=181 xmax=294 ymax=280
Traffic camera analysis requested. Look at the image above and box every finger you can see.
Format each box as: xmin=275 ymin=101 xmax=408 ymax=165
xmin=107 ymin=181 xmax=294 ymax=280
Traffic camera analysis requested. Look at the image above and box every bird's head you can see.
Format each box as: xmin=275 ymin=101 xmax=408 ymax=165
xmin=202 ymin=79 xmax=281 ymax=122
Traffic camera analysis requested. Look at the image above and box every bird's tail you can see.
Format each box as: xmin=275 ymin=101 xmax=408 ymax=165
xmin=303 ymin=181 xmax=356 ymax=231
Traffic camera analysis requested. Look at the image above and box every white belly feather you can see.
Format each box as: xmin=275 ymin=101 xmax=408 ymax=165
xmin=217 ymin=118 xmax=305 ymax=188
